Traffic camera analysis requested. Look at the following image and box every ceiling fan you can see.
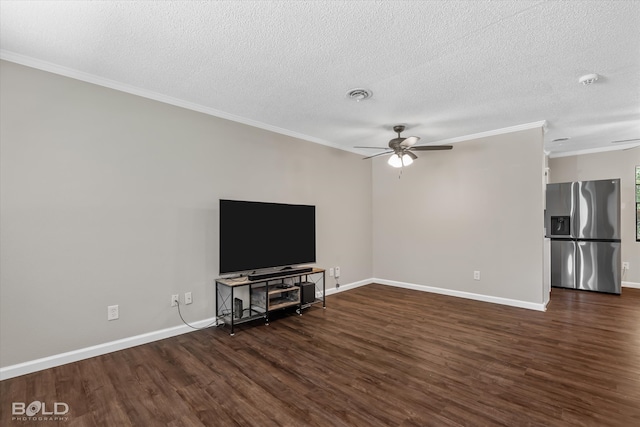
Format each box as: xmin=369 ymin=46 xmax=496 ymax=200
xmin=355 ymin=125 xmax=452 ymax=168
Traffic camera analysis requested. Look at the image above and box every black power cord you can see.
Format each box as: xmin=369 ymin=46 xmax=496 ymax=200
xmin=175 ymin=300 xmax=220 ymax=330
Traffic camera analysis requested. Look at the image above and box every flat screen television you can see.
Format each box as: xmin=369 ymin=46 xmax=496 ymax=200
xmin=219 ymin=199 xmax=316 ymax=274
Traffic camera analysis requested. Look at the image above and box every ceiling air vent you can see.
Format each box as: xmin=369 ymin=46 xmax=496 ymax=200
xmin=346 ymin=88 xmax=372 ymax=102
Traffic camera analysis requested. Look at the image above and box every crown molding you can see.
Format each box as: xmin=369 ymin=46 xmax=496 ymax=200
xmin=426 ymin=120 xmax=547 ymax=146
xmin=0 ymin=50 xmax=349 ymax=153
xmin=548 ymin=141 xmax=640 ymax=158
xmin=0 ymin=52 xmax=564 ymax=157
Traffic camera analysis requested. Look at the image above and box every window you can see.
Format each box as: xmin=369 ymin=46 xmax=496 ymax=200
xmin=636 ymin=166 xmax=640 ymax=241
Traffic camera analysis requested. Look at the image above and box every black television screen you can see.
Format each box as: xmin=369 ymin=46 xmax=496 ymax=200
xmin=219 ymin=199 xmax=316 ymax=274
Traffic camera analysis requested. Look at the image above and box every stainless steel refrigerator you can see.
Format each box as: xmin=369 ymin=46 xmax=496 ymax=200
xmin=545 ymin=179 xmax=621 ymax=294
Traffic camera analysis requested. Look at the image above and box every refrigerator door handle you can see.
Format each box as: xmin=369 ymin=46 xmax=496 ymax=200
xmin=571 ymin=181 xmax=579 ymax=238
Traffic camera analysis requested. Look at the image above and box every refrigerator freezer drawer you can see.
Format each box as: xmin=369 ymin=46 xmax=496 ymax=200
xmin=576 ymin=241 xmax=621 ymax=294
xmin=550 ymin=240 xmax=576 ymax=289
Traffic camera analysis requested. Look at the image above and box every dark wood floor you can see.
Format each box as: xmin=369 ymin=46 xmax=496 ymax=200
xmin=2 ymin=284 xmax=640 ymax=426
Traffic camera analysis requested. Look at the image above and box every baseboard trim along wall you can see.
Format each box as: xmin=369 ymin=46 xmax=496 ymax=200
xmin=623 ymin=281 xmax=640 ymax=289
xmin=1 ymin=278 xmax=371 ymax=381
xmin=324 ymin=279 xmax=370 ymax=296
xmin=18 ymin=275 xmax=627 ymax=380
xmin=0 ymin=317 xmax=217 ymax=381
xmin=4 ymin=277 xmax=630 ymax=380
xmin=373 ymin=278 xmax=548 ymax=312
xmin=0 ymin=278 xmax=624 ymax=381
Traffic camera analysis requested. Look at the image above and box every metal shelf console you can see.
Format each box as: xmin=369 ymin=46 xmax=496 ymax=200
xmin=215 ymin=268 xmax=325 ymax=335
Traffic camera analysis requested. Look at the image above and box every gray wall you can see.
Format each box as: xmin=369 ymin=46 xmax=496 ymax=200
xmin=549 ymin=148 xmax=640 ymax=284
xmin=0 ymin=61 xmax=373 ymax=367
xmin=372 ymin=127 xmax=546 ymax=304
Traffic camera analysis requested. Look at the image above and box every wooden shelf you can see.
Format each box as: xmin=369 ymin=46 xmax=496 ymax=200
xmin=268 ymin=286 xmax=300 ymax=295
xmin=269 ymin=299 xmax=300 ymax=311
xmin=267 ymin=287 xmax=299 ymax=311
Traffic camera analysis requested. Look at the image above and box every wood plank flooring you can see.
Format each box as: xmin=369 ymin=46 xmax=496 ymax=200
xmin=2 ymin=284 xmax=640 ymax=426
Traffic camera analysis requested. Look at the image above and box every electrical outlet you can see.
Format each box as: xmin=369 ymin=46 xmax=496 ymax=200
xmin=171 ymin=294 xmax=179 ymax=307
xmin=622 ymin=262 xmax=629 ymax=270
xmin=335 ymin=266 xmax=341 ymax=278
xmin=329 ymin=267 xmax=334 ymax=277
xmin=474 ymin=271 xmax=481 ymax=281
xmin=107 ymin=305 xmax=119 ymax=321
xmin=185 ymin=292 xmax=192 ymax=305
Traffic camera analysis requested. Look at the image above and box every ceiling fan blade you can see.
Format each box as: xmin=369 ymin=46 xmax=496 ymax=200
xmin=400 ymin=136 xmax=420 ymax=147
xmin=409 ymin=145 xmax=453 ymax=151
xmin=363 ymin=150 xmax=393 ymax=160
xmin=354 ymin=146 xmax=389 ymax=149
xmin=405 ymin=151 xmax=418 ymax=160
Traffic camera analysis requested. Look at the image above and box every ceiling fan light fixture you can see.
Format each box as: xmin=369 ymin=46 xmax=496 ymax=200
xmin=387 ymin=153 xmax=414 ymax=168
xmin=401 ymin=153 xmax=414 ymax=166
xmin=388 ymin=154 xmax=403 ymax=168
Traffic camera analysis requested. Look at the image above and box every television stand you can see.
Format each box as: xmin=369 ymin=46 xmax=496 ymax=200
xmin=215 ymin=268 xmax=325 ymax=335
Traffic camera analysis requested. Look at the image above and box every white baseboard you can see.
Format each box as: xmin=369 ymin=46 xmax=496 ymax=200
xmin=623 ymin=281 xmax=640 ymax=289
xmin=373 ymin=278 xmax=547 ymax=312
xmin=1 ymin=278 xmax=372 ymax=380
xmin=0 ymin=317 xmax=218 ymax=381
xmin=325 ymin=278 xmax=370 ymax=296
xmin=0 ymin=277 xmax=548 ymax=380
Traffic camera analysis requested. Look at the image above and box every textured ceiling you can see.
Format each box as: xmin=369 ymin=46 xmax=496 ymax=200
xmin=1 ymin=1 xmax=639 ymax=157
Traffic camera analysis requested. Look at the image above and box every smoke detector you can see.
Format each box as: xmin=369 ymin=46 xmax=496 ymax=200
xmin=346 ymin=88 xmax=372 ymax=102
xmin=579 ymin=73 xmax=599 ymax=85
